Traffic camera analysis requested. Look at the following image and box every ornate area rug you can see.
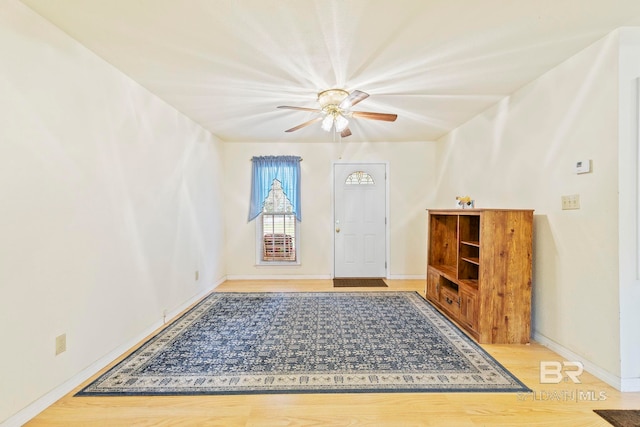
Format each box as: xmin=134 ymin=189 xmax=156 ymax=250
xmin=77 ymin=292 xmax=530 ymax=396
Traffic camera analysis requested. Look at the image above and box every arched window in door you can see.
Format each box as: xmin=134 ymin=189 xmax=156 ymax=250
xmin=345 ymin=171 xmax=374 ymax=185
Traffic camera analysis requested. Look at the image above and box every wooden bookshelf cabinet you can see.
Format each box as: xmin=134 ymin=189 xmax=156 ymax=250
xmin=426 ymin=209 xmax=534 ymax=344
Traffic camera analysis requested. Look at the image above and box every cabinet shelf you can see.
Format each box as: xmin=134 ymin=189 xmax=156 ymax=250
xmin=460 ymin=256 xmax=480 ymax=265
xmin=429 ymin=264 xmax=457 ymax=281
xmin=426 ymin=209 xmax=533 ymax=344
xmin=459 ymin=279 xmax=479 ymax=290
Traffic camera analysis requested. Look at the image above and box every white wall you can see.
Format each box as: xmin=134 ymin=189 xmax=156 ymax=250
xmin=224 ymin=141 xmax=437 ymax=279
xmin=617 ymin=28 xmax=640 ymax=390
xmin=0 ymin=1 xmax=226 ymax=423
xmin=435 ymin=33 xmax=623 ymax=382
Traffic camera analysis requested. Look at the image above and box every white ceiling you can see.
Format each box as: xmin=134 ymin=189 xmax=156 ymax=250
xmin=20 ymin=0 xmax=640 ymax=143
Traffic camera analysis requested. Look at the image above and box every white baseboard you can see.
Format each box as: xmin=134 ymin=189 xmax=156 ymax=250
xmin=226 ymin=274 xmax=332 ymax=280
xmin=532 ymin=331 xmax=636 ymax=391
xmin=387 ymin=275 xmax=426 ymax=280
xmin=1 ymin=278 xmax=225 ymax=427
xmin=620 ymin=377 xmax=640 ymax=392
xmin=226 ymin=275 xmax=425 ymax=281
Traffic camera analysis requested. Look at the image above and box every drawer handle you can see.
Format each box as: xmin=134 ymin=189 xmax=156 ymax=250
xmin=444 ymin=296 xmax=461 ymax=306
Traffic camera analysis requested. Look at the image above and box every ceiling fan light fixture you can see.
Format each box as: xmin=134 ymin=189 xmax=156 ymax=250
xmin=317 ymin=89 xmax=350 ymax=134
xmin=321 ymin=114 xmax=334 ymax=132
xmin=334 ymin=114 xmax=349 ymax=132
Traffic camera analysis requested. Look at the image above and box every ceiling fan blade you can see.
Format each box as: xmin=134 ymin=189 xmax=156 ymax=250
xmin=278 ymin=106 xmax=322 ymax=113
xmin=339 ymin=90 xmax=369 ymax=109
xmin=285 ymin=117 xmax=322 ymax=132
xmin=352 ymin=111 xmax=398 ymax=122
xmin=340 ymin=127 xmax=352 ymax=138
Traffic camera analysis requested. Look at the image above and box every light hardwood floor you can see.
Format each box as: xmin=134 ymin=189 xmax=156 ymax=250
xmin=26 ymin=280 xmax=640 ymax=426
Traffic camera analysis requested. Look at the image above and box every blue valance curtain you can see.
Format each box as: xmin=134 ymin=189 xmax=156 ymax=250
xmin=248 ymin=155 xmax=302 ymax=222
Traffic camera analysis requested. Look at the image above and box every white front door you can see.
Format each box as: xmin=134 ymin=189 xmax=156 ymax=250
xmin=334 ymin=163 xmax=387 ymax=278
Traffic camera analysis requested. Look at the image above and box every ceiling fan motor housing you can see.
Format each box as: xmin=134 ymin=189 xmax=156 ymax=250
xmin=317 ymin=89 xmax=349 ymax=108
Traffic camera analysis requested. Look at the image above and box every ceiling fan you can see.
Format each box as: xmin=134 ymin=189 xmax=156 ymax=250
xmin=277 ymin=89 xmax=398 ymax=138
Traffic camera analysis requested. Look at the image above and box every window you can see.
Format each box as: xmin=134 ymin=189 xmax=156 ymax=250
xmin=259 ymin=180 xmax=297 ymax=263
xmin=345 ymin=171 xmax=374 ymax=185
xmin=248 ymin=155 xmax=302 ymax=265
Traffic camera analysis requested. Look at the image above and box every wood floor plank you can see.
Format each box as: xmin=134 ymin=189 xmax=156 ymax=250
xmin=24 ymin=279 xmax=640 ymax=426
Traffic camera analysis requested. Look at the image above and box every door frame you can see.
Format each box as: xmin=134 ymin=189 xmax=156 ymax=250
xmin=332 ymin=162 xmax=390 ymax=279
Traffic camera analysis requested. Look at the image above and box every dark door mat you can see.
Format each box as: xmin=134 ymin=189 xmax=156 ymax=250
xmin=594 ymin=409 xmax=640 ymax=427
xmin=333 ymin=278 xmax=388 ymax=287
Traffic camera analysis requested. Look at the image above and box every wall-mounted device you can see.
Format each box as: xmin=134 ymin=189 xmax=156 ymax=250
xmin=575 ymin=159 xmax=591 ymax=174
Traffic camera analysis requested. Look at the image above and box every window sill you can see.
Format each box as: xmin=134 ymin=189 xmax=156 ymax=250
xmin=255 ymin=261 xmax=301 ymax=267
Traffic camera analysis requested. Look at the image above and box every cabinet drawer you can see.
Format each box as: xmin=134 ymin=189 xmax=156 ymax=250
xmin=439 ymin=286 xmax=460 ymax=317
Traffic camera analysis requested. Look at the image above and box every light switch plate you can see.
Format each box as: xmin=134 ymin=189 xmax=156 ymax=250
xmin=561 ymin=194 xmax=580 ymax=210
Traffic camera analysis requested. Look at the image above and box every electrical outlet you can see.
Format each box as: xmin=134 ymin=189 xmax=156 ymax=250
xmin=561 ymin=194 xmax=580 ymax=210
xmin=55 ymin=334 xmax=66 ymax=355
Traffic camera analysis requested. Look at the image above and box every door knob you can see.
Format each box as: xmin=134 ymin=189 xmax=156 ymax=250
xmin=336 ymin=227 xmax=341 ymax=233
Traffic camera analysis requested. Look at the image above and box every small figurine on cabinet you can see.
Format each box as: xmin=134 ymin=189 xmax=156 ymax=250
xmin=456 ymin=196 xmax=474 ymax=209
